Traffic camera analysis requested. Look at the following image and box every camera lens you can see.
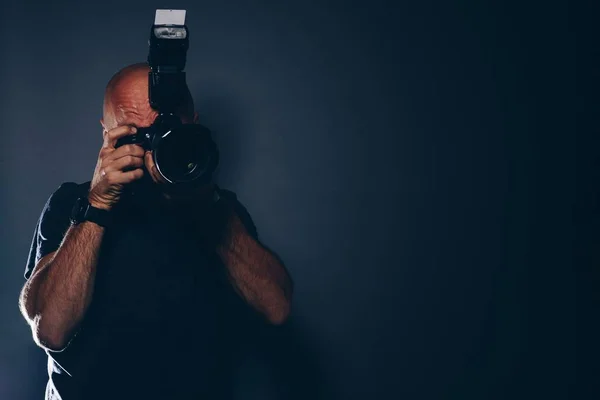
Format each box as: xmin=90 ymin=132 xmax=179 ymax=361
xmin=154 ymin=126 xmax=214 ymax=184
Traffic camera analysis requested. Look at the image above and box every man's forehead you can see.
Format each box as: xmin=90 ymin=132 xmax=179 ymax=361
xmin=106 ymin=79 xmax=153 ymax=121
xmin=112 ymin=101 xmax=157 ymax=129
xmin=112 ymin=86 xmax=150 ymax=108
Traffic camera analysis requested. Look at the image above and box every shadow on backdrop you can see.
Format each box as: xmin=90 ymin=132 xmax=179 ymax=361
xmin=193 ymin=90 xmax=335 ymax=399
xmin=240 ymin=316 xmax=336 ymax=400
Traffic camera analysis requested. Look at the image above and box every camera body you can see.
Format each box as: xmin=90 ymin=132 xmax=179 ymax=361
xmin=115 ymin=10 xmax=219 ymax=188
xmin=116 ymin=115 xmax=218 ymax=186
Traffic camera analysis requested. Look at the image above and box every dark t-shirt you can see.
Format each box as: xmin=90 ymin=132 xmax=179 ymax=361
xmin=25 ymin=181 xmax=263 ymax=400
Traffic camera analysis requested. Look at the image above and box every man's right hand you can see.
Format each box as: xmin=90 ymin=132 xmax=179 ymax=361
xmin=88 ymin=125 xmax=145 ymax=211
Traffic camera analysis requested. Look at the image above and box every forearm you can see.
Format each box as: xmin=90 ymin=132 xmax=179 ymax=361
xmin=217 ymin=213 xmax=293 ymax=324
xmin=21 ymin=221 xmax=104 ymax=350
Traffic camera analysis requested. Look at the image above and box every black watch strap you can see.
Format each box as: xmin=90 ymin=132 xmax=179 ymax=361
xmin=70 ymin=196 xmax=112 ymax=228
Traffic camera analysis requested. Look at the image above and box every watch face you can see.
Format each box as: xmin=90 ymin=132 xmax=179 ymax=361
xmin=70 ymin=197 xmax=87 ymax=224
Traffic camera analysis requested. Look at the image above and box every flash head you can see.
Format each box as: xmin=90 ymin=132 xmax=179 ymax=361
xmin=147 ymin=10 xmax=190 ymax=111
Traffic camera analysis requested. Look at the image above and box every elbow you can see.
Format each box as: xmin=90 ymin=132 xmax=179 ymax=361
xmin=34 ymin=320 xmax=70 ymax=352
xmin=266 ymin=299 xmax=291 ymax=325
xmin=20 ymin=291 xmax=69 ymax=351
xmin=27 ymin=310 xmax=72 ymax=352
xmin=267 ymin=276 xmax=294 ymax=325
xmin=38 ymin=335 xmax=68 ymax=352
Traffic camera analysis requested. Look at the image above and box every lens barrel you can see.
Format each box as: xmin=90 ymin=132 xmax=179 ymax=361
xmin=152 ymin=124 xmax=218 ymax=185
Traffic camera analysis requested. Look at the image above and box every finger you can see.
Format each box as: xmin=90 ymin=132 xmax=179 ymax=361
xmin=105 ymin=168 xmax=144 ymax=185
xmin=144 ymin=151 xmax=154 ymax=171
xmin=103 ymin=126 xmax=137 ymax=149
xmin=145 ymin=151 xmax=169 ymax=184
xmin=104 ymin=144 xmax=146 ymax=163
xmin=118 ymin=168 xmax=145 ymax=183
xmin=104 ymin=155 xmax=144 ymax=173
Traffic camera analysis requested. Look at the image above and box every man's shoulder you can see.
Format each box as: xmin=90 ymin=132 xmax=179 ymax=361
xmin=35 ymin=180 xmax=91 ymax=222
xmin=48 ymin=181 xmax=91 ymax=203
xmin=216 ymin=186 xmax=249 ymax=211
xmin=215 ymin=186 xmax=258 ymax=237
xmin=216 ymin=186 xmax=239 ymax=202
xmin=57 ymin=180 xmax=91 ymax=192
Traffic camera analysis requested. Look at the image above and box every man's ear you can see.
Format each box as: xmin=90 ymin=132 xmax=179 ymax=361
xmin=100 ymin=119 xmax=107 ymax=132
xmin=193 ymin=112 xmax=199 ymax=124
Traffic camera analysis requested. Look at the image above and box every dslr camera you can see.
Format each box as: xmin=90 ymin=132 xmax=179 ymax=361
xmin=116 ymin=9 xmax=218 ymax=188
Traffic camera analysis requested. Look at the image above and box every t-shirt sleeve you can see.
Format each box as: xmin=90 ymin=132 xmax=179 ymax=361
xmin=233 ymin=198 xmax=258 ymax=240
xmin=24 ymin=182 xmax=81 ymax=280
xmin=217 ymin=188 xmax=259 ymax=240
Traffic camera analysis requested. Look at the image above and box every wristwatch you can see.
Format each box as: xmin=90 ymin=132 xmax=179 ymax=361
xmin=70 ymin=196 xmax=112 ymax=228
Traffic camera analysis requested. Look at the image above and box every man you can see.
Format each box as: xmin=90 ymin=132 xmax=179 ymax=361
xmin=19 ymin=62 xmax=293 ymax=400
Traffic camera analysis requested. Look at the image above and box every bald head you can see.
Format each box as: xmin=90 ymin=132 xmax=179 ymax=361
xmin=102 ymin=62 xmax=195 ymax=131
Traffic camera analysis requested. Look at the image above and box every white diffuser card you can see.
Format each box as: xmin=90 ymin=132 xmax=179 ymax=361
xmin=154 ymin=9 xmax=186 ymax=25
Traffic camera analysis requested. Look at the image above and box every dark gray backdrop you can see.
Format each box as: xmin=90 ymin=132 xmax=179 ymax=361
xmin=0 ymin=0 xmax=590 ymax=399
